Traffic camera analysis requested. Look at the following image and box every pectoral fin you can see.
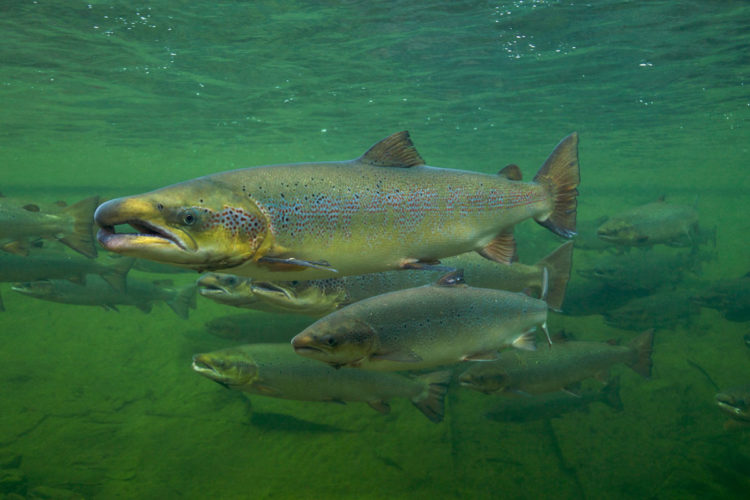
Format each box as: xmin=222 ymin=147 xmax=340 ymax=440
xmin=258 ymin=256 xmax=338 ymax=273
xmin=477 ymin=230 xmax=516 ymax=265
xmin=462 ymin=350 xmax=500 ymax=361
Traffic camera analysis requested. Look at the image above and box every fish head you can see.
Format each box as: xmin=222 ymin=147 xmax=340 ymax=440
xmin=251 ymin=281 xmax=342 ymax=316
xmin=596 ymin=219 xmax=648 ymax=245
xmin=191 ymin=349 xmax=259 ymax=388
xmin=11 ymin=280 xmax=60 ymax=299
xmin=291 ymin=315 xmax=377 ymax=368
xmin=716 ymin=389 xmax=750 ymax=422
xmin=95 ymin=179 xmax=271 ymax=271
xmin=197 ymin=273 xmax=257 ymax=306
xmin=458 ymin=366 xmax=510 ymax=394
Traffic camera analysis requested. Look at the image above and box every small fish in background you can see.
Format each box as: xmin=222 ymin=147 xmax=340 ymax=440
xmin=204 ymin=313 xmax=310 ymax=343
xmin=197 ymin=240 xmax=573 ymax=315
xmin=94 ymin=131 xmax=579 ymax=280
xmin=577 ymin=247 xmax=711 ymax=293
xmin=0 ymin=195 xmax=99 ymax=258
xmin=603 ymin=290 xmax=700 ymax=331
xmin=596 ymin=196 xmax=702 ymax=248
xmin=458 ymin=330 xmax=653 ymax=396
xmin=715 ymin=385 xmax=750 ymax=430
xmin=573 ymin=215 xmax=616 ymax=252
xmin=12 ymin=275 xmax=196 ymax=319
xmin=291 ymin=270 xmax=546 ymax=371
xmin=0 ymin=251 xmax=132 ymax=311
xmin=191 ymin=343 xmax=451 ymax=423
xmin=693 ymin=272 xmax=750 ymax=323
xmin=197 ymin=273 xmax=346 ymax=316
xmin=485 ymin=376 xmax=623 ymax=423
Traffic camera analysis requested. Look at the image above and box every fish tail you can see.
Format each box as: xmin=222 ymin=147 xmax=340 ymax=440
xmin=600 ymin=375 xmax=624 ymax=411
xmin=533 ymin=133 xmax=580 ymax=238
xmin=411 ymin=370 xmax=452 ymax=423
xmin=0 ymin=290 xmax=4 ymax=311
xmin=535 ymin=241 xmax=574 ymax=312
xmin=166 ymin=285 xmax=197 ymax=319
xmin=626 ymin=329 xmax=654 ymax=378
xmin=100 ymin=257 xmax=134 ymax=292
xmin=58 ymin=196 xmax=100 ymax=258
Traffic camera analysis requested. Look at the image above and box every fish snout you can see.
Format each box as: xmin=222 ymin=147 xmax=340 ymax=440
xmin=94 ymin=196 xmax=157 ymax=228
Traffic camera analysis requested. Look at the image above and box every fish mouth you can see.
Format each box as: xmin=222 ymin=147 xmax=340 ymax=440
xmin=251 ymin=281 xmax=295 ymax=300
xmin=97 ymin=220 xmax=189 ymax=252
xmin=291 ymin=334 xmax=326 ymax=355
xmin=192 ymin=357 xmax=221 ymax=377
xmin=191 ymin=356 xmax=235 ymax=387
xmin=196 ymin=277 xmax=229 ymax=297
xmin=197 ymin=284 xmax=227 ymax=297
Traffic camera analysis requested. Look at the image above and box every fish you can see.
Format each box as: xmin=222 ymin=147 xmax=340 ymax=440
xmin=715 ymin=385 xmax=750 ymax=430
xmin=603 ymin=290 xmax=700 ymax=331
xmin=0 ymin=196 xmax=99 ymax=258
xmin=198 ymin=241 xmax=573 ymax=315
xmin=12 ymin=274 xmax=196 ymax=319
xmin=596 ymin=196 xmax=699 ymax=248
xmin=192 ymin=343 xmax=451 ymax=423
xmin=458 ymin=329 xmax=653 ymax=396
xmin=485 ymin=376 xmax=623 ymax=423
xmin=291 ymin=270 xmax=546 ymax=371
xmin=94 ymin=131 xmax=580 ymax=280
xmin=577 ymin=247 xmax=710 ymax=293
xmin=0 ymin=251 xmax=132 ymax=311
xmin=694 ymin=272 xmax=750 ymax=323
xmin=197 ymin=273 xmax=347 ymax=316
xmin=572 ymin=216 xmax=616 ymax=252
xmin=204 ymin=313 xmax=310 ymax=342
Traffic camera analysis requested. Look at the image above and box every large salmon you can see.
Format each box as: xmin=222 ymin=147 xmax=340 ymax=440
xmin=95 ymin=131 xmax=579 ymax=280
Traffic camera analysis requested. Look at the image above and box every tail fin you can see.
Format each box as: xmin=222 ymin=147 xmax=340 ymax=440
xmin=58 ymin=196 xmax=100 ymax=258
xmin=166 ymin=285 xmax=197 ymax=319
xmin=0 ymin=290 xmax=5 ymax=311
xmin=99 ymin=257 xmax=134 ymax=293
xmin=536 ymin=241 xmax=574 ymax=311
xmin=599 ymin=376 xmax=624 ymax=411
xmin=411 ymin=370 xmax=452 ymax=423
xmin=626 ymin=329 xmax=654 ymax=378
xmin=533 ymin=133 xmax=580 ymax=238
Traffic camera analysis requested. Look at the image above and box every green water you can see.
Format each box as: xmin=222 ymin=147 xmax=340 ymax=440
xmin=1 ymin=1 xmax=749 ymax=498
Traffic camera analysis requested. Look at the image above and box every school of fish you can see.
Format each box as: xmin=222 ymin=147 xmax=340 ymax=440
xmin=3 ymin=131 xmax=742 ymax=428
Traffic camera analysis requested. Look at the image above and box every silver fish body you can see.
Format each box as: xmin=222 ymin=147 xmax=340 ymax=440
xmin=192 ymin=343 xmax=450 ymax=422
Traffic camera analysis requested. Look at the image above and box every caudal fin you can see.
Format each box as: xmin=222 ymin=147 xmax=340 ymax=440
xmin=58 ymin=196 xmax=100 ymax=258
xmin=167 ymin=285 xmax=197 ymax=319
xmin=99 ymin=257 xmax=134 ymax=293
xmin=411 ymin=370 xmax=452 ymax=423
xmin=533 ymin=133 xmax=580 ymax=238
xmin=536 ymin=241 xmax=574 ymax=311
xmin=626 ymin=329 xmax=654 ymax=378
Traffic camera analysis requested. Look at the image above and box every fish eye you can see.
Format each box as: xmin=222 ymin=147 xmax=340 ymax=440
xmin=323 ymin=335 xmax=337 ymax=347
xmin=180 ymin=208 xmax=199 ymax=226
xmin=225 ymin=276 xmax=238 ymax=286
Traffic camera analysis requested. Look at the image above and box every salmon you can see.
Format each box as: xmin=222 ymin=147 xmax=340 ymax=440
xmin=94 ymin=132 xmax=579 ymax=280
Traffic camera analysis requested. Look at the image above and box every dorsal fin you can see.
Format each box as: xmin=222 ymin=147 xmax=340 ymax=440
xmin=358 ymin=131 xmax=426 ymax=168
xmin=436 ymin=269 xmax=465 ymax=287
xmin=498 ymin=164 xmax=522 ymax=181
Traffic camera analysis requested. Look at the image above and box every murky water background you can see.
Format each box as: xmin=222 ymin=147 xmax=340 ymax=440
xmin=1 ymin=1 xmax=748 ymax=498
